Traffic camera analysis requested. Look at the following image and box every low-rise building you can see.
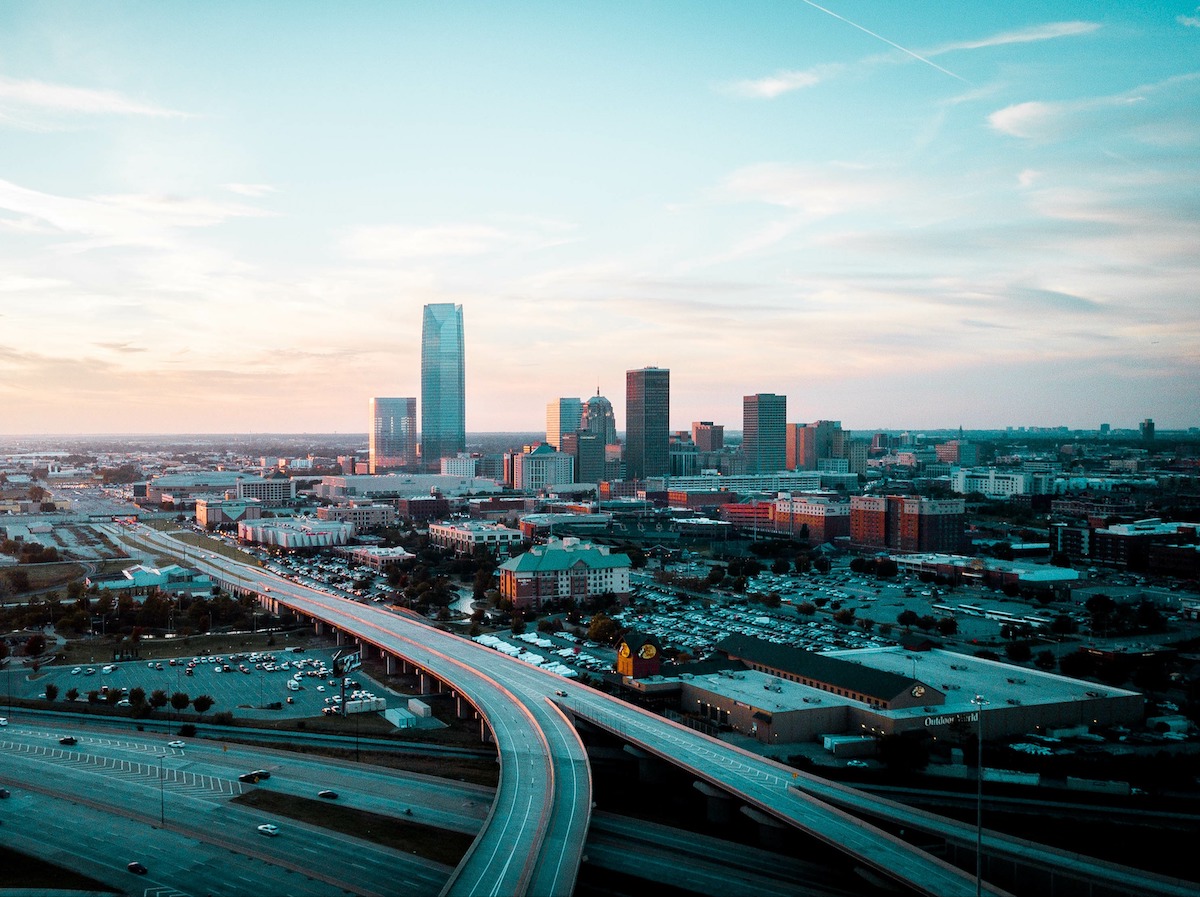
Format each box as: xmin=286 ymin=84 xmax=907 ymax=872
xmin=237 ymin=518 xmax=354 ymax=549
xmin=497 ymin=537 xmax=632 ymax=611
xmin=428 ymin=520 xmax=523 ymax=556
xmin=317 ymin=503 xmax=396 ymax=528
xmin=86 ymin=563 xmax=212 ymax=597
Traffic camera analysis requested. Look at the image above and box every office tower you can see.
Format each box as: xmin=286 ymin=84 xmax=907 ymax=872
xmin=369 ymin=397 xmax=417 ymax=473
xmin=545 ymin=398 xmax=584 ymax=450
xmin=691 ymin=421 xmax=724 ymax=452
xmin=625 ymin=367 xmax=670 ymax=479
xmin=743 ymin=393 xmax=787 ymax=473
xmin=421 ymin=303 xmax=466 ymax=471
xmin=580 ymin=390 xmax=618 ymax=446
xmin=786 ymin=420 xmax=842 ymax=470
xmin=557 ymin=432 xmax=603 ymax=484
xmin=1140 ymin=418 xmax=1155 ymax=442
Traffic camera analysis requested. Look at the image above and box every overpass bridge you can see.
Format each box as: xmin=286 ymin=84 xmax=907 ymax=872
xmin=134 ymin=527 xmax=1194 ymax=897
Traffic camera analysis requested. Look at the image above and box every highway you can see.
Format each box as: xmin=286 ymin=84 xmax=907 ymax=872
xmin=119 ymin=526 xmax=1199 ymax=897
xmin=0 ymin=722 xmax=451 ymax=896
xmin=132 ymin=526 xmax=1003 ymax=897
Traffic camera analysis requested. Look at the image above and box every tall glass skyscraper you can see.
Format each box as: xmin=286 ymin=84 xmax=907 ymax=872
xmin=625 ymin=367 xmax=670 ymax=480
xmin=369 ymin=397 xmax=417 ymax=473
xmin=421 ymin=303 xmax=466 ymax=471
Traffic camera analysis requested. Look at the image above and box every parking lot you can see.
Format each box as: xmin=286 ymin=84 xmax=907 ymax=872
xmin=7 ymin=647 xmax=403 ymax=724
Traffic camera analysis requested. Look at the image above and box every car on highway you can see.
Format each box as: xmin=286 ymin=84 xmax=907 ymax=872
xmin=59 ymin=736 xmax=78 ymax=745
xmin=168 ymin=740 xmax=186 ymax=748
xmin=257 ymin=824 xmax=280 ymax=837
xmin=0 ymin=788 xmax=10 ymax=798
xmin=126 ymin=862 xmax=148 ymax=874
xmin=249 ymin=769 xmax=271 ymax=780
xmin=317 ymin=790 xmax=338 ymax=800
xmin=0 ymin=717 xmax=6 ymax=726
xmin=554 ymin=690 xmax=568 ymax=697
xmin=846 ymin=759 xmax=869 ymax=768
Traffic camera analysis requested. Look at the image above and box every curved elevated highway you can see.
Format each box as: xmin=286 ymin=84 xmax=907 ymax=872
xmin=131 ymin=528 xmax=1194 ymax=897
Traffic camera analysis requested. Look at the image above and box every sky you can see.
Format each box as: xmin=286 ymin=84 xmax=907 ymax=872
xmin=1 ymin=1 xmax=1197 ymax=436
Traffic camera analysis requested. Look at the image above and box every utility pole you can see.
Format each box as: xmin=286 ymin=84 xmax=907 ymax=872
xmin=971 ymin=693 xmax=989 ymax=897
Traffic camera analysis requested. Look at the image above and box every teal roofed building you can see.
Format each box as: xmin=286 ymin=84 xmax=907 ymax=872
xmin=498 ymin=537 xmax=632 ymax=612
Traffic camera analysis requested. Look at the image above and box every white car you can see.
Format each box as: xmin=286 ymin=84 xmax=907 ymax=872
xmin=0 ymin=717 xmax=7 ymax=726
xmin=257 ymin=824 xmax=280 ymax=837
xmin=71 ymin=667 xmax=82 ymax=675
xmin=168 ymin=740 xmax=186 ymax=748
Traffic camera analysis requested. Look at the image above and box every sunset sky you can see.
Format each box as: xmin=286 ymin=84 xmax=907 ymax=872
xmin=1 ymin=2 xmax=1197 ymax=436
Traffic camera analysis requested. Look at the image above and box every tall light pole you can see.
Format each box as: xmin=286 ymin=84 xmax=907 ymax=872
xmin=971 ymin=693 xmax=989 ymax=897
xmin=159 ymin=753 xmax=166 ymax=826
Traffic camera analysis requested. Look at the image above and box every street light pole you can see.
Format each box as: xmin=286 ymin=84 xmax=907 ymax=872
xmin=159 ymin=754 xmax=165 ymax=826
xmin=971 ymin=693 xmax=989 ymax=897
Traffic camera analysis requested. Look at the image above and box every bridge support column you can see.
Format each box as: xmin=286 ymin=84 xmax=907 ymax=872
xmin=623 ymin=744 xmax=667 ymax=785
xmin=693 ymin=781 xmax=735 ymax=826
xmin=385 ymin=654 xmax=397 ymax=675
xmin=313 ymin=620 xmax=326 ymax=636
xmin=455 ymin=694 xmax=474 ymax=719
xmin=741 ymin=805 xmax=788 ymax=850
xmin=480 ymin=718 xmax=494 ymax=743
xmin=335 ymin=629 xmax=346 ymax=646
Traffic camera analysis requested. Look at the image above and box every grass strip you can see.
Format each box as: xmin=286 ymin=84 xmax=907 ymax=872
xmin=232 ymin=789 xmax=474 ymax=867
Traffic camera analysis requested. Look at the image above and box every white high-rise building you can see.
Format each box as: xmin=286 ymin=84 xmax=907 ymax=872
xmin=545 ymin=397 xmax=584 ymax=450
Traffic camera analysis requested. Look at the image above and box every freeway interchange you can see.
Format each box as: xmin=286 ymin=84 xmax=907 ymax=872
xmin=131 ymin=527 xmax=1001 ymax=897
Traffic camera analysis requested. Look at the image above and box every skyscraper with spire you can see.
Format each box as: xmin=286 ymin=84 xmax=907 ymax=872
xmin=420 ymin=303 xmax=466 ymax=471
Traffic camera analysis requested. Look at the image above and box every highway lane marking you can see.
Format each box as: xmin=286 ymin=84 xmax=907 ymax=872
xmin=2 ymin=741 xmax=244 ymax=797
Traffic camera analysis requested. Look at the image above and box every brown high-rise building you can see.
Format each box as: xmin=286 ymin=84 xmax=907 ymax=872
xmin=786 ymin=420 xmax=842 ymax=470
xmin=850 ymin=495 xmax=965 ymax=553
xmin=691 ymin=421 xmax=724 ymax=452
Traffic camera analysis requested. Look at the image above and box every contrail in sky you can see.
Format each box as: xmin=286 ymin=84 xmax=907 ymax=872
xmin=798 ymin=0 xmax=969 ymax=83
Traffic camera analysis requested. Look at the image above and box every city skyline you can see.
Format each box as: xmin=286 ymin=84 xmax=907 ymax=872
xmin=1 ymin=3 xmax=1198 ymax=435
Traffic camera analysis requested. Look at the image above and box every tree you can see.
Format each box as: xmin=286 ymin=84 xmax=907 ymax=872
xmin=796 ymin=601 xmax=817 ymax=616
xmin=170 ymin=691 xmax=191 ymax=713
xmin=897 ymin=610 xmax=919 ymax=629
xmin=936 ymin=616 xmax=958 ymax=636
xmin=128 ymin=687 xmax=147 ymax=710
xmin=65 ymin=687 xmax=79 ymax=702
xmin=149 ymin=689 xmax=169 ymax=710
xmin=1034 ymin=650 xmax=1057 ymax=671
xmin=1005 ymin=642 xmax=1032 ymax=663
xmin=44 ymin=682 xmax=58 ymax=702
xmin=587 ymin=613 xmax=621 ymax=645
xmin=23 ymin=633 xmax=46 ymax=657
xmin=833 ymin=608 xmax=855 ymax=626
xmin=192 ymin=694 xmax=215 ymax=716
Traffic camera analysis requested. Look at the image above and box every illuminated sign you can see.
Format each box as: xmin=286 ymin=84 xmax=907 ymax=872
xmin=924 ymin=711 xmax=979 ymax=728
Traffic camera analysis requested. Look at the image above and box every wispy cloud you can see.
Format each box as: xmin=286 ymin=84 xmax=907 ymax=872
xmin=0 ymin=179 xmax=275 ymax=250
xmin=223 ymin=183 xmax=276 ymax=198
xmin=727 ymin=18 xmax=1099 ymax=101
xmin=724 ymin=64 xmax=841 ymax=98
xmin=341 ymin=223 xmax=515 ymax=260
xmin=930 ymin=21 xmax=1101 ymax=54
xmin=1179 ymin=8 xmax=1200 ymax=28
xmin=988 ymin=73 xmax=1200 ymax=142
xmin=0 ymin=77 xmax=186 ymax=129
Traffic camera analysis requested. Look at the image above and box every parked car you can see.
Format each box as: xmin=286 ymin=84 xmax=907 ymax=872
xmin=59 ymin=736 xmax=78 ymax=746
